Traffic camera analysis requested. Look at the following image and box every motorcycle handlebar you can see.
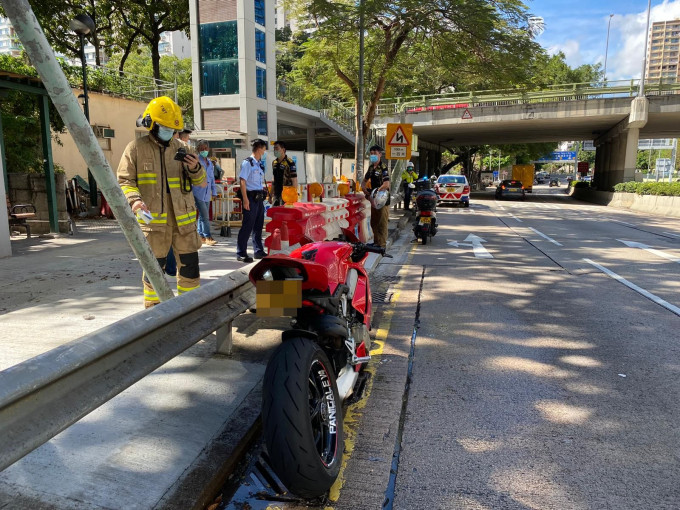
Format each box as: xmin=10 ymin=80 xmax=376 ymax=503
xmin=354 ymin=243 xmax=392 ymax=258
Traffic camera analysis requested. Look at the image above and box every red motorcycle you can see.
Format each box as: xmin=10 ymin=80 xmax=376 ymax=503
xmin=249 ymin=237 xmax=390 ymax=498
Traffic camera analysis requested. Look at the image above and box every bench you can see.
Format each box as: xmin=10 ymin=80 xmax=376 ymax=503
xmin=6 ymin=196 xmax=37 ymax=238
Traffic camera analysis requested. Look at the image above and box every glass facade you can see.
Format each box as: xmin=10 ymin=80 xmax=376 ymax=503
xmin=254 ymin=0 xmax=265 ymax=26
xmin=255 ymin=29 xmax=266 ymax=64
xmin=257 ymin=110 xmax=268 ymax=136
xmin=256 ymin=67 xmax=266 ymax=99
xmin=200 ymin=21 xmax=239 ymax=96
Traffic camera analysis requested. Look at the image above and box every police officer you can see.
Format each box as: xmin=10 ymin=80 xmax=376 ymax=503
xmin=361 ymin=145 xmax=391 ymax=248
xmin=271 ymin=140 xmax=298 ymax=206
xmin=117 ymin=96 xmax=207 ymax=308
xmin=237 ymin=139 xmax=269 ymax=262
xmin=401 ymin=161 xmax=418 ymax=210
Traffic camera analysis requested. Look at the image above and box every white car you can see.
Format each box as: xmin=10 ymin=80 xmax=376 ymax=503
xmin=434 ymin=175 xmax=470 ymax=207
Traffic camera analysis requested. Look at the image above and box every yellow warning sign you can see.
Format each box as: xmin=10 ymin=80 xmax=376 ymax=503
xmin=386 ymin=123 xmax=412 ymax=160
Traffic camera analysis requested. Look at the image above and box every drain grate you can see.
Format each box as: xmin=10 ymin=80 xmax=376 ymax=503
xmin=371 ymin=275 xmax=401 ymax=304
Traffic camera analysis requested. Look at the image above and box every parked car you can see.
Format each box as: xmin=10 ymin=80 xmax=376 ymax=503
xmin=549 ymin=178 xmax=559 ymax=187
xmin=434 ymin=174 xmax=470 ymax=207
xmin=495 ymin=179 xmax=526 ymax=200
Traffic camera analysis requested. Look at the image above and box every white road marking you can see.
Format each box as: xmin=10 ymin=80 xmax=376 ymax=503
xmin=584 ymin=259 xmax=680 ymax=317
xmin=508 ymin=214 xmax=523 ymax=223
xmin=617 ymin=239 xmax=680 ymax=264
xmin=529 ymin=227 xmax=563 ymax=246
xmin=447 ymin=234 xmax=493 ymax=259
xmin=611 ymin=219 xmax=636 ymax=227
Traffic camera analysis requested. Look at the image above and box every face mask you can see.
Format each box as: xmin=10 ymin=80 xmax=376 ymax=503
xmin=199 ymin=150 xmax=209 ymax=158
xmin=156 ymin=125 xmax=175 ymax=142
xmin=369 ymin=155 xmax=379 ymax=164
xmin=261 ymin=153 xmax=267 ymax=164
xmin=274 ymin=150 xmax=281 ymax=158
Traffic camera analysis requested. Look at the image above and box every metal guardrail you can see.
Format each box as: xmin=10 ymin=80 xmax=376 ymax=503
xmin=0 ymin=269 xmax=255 ymax=472
xmin=277 ymin=82 xmax=356 ymax=134
xmin=376 ymin=79 xmax=680 ymax=116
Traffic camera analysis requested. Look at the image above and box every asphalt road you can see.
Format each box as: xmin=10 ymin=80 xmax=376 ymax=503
xmin=330 ymin=187 xmax=680 ymax=510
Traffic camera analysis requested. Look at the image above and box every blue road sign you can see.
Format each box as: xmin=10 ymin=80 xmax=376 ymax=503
xmin=493 ymin=171 xmax=499 ymax=179
xmin=536 ymin=151 xmax=577 ymax=163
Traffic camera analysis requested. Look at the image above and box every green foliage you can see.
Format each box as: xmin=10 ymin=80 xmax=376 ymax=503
xmin=105 ymin=51 xmax=193 ymax=120
xmin=570 ymin=180 xmax=591 ymax=189
xmin=613 ymin=182 xmax=680 ymax=196
xmin=530 ymin=51 xmax=602 ymax=88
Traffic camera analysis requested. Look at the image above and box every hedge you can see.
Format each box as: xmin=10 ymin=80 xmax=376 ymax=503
xmin=613 ymin=181 xmax=680 ymax=196
xmin=570 ymin=181 xmax=591 ymax=189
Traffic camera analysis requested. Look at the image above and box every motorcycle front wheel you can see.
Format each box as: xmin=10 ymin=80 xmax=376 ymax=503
xmin=262 ymin=337 xmax=343 ymax=498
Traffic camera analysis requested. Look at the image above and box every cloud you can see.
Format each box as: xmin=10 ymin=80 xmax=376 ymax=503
xmin=608 ymin=0 xmax=680 ymax=80
xmin=547 ymin=40 xmax=581 ymax=62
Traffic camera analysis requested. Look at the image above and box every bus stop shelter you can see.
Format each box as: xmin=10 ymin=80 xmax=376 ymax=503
xmin=0 ymin=70 xmax=59 ymax=257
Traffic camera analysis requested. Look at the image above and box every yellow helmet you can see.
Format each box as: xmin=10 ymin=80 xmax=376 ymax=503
xmin=139 ymin=96 xmax=183 ymax=131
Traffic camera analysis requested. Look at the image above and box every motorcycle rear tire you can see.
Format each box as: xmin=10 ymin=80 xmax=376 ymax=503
xmin=421 ymin=233 xmax=428 ymax=245
xmin=262 ymin=337 xmax=343 ymax=498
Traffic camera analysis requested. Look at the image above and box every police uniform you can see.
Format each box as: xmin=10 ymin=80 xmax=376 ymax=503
xmin=272 ymin=156 xmax=297 ymax=206
xmin=237 ymin=156 xmax=267 ymax=258
xmin=364 ymin=162 xmax=390 ymax=248
xmin=401 ymin=167 xmax=418 ymax=210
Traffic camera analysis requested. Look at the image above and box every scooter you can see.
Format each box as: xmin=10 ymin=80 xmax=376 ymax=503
xmin=412 ymin=183 xmax=438 ymax=245
xmin=249 ymin=236 xmax=390 ymax=498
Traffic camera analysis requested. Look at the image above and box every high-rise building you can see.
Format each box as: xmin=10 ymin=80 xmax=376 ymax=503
xmin=189 ymin=0 xmax=277 ymax=143
xmin=646 ymin=19 xmax=680 ymax=84
xmin=159 ymin=31 xmax=191 ymax=59
xmin=0 ymin=17 xmax=23 ymax=57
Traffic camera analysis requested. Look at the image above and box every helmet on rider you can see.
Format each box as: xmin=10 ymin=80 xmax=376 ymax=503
xmin=136 ymin=96 xmax=183 ymax=142
xmin=407 ymin=161 xmax=414 ymax=168
xmin=370 ymin=188 xmax=389 ymax=210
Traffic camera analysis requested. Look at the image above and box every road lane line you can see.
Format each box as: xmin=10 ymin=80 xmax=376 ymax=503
xmin=617 ymin=239 xmax=680 ymax=264
xmin=663 ymin=232 xmax=680 ymax=238
xmin=583 ymin=259 xmax=680 ymax=317
xmin=529 ymin=227 xmax=563 ymax=246
xmin=508 ymin=214 xmax=523 ymax=222
xmin=611 ymin=219 xmax=636 ymax=227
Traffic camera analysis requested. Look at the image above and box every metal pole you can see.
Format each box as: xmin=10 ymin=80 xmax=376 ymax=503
xmin=604 ymin=14 xmax=614 ymax=82
xmin=671 ymin=138 xmax=678 ymax=183
xmin=639 ymin=0 xmax=652 ymax=97
xmin=355 ymin=0 xmax=365 ymax=184
xmin=79 ymin=33 xmax=98 ymax=210
xmin=1 ymin=0 xmax=173 ymax=301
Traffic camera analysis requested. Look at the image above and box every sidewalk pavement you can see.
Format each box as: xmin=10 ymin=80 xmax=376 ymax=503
xmin=0 ymin=207 xmax=412 ymax=510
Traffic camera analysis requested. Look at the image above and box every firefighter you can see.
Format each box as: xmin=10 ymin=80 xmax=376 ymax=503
xmin=117 ymin=96 xmax=207 ymax=308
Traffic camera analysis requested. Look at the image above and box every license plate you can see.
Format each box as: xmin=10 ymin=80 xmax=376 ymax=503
xmin=508 ymin=188 xmax=519 ymax=192
xmin=256 ymin=280 xmax=302 ymax=317
xmin=419 ymin=217 xmax=431 ymax=224
xmin=446 ymin=186 xmax=457 ymax=191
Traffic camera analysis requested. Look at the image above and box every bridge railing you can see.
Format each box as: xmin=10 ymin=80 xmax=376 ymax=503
xmin=376 ymin=79 xmax=680 ymax=116
xmin=277 ymin=81 xmax=356 ymax=135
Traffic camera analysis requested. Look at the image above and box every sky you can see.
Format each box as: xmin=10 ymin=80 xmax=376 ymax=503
xmin=528 ymin=0 xmax=680 ymax=81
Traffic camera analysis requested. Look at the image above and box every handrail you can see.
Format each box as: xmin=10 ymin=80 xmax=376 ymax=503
xmin=0 ymin=269 xmax=255 ymax=472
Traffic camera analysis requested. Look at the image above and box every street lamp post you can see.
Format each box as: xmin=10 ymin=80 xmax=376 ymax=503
xmin=639 ymin=0 xmax=652 ymax=97
xmin=604 ymin=14 xmax=614 ymax=82
xmin=355 ymin=0 xmax=365 ymax=185
xmin=69 ymin=13 xmax=98 ymax=210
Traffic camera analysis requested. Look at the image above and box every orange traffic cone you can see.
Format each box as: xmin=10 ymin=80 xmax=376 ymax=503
xmin=269 ymin=228 xmax=281 ymax=254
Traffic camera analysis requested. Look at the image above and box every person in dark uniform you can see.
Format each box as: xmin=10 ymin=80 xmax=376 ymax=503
xmin=271 ymin=141 xmax=298 ymax=206
xmin=361 ymin=145 xmax=391 ymax=248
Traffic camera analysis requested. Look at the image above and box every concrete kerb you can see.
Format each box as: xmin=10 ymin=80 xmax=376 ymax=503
xmin=149 ymin=208 xmax=414 ymax=509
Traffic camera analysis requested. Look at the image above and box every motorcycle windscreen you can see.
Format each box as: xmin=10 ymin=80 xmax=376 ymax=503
xmin=256 ymin=280 xmax=302 ymax=317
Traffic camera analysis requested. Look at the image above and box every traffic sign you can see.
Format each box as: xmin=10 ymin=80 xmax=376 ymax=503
xmin=386 ymin=123 xmax=412 ymax=160
xmin=577 ymin=162 xmax=589 ymax=174
xmin=461 ymin=109 xmax=473 ymax=120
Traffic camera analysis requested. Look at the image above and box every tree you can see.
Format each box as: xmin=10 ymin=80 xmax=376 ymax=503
xmin=530 ymin=51 xmax=602 ymax=88
xmin=288 ymin=0 xmax=542 ymax=161
xmin=112 ymin=0 xmax=190 ymax=82
xmin=105 ymin=51 xmax=194 ymax=121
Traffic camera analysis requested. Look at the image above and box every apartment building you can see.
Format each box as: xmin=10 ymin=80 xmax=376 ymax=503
xmin=646 ymin=19 xmax=680 ymax=83
xmin=0 ymin=17 xmax=22 ymax=57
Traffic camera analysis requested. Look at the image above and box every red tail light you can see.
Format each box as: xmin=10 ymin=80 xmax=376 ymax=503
xmin=521 ymin=186 xmax=525 ymax=190
xmin=463 ymin=185 xmax=470 ymax=193
xmin=420 ymin=210 xmax=432 ymax=217
xmin=501 ymin=185 xmax=506 ymax=189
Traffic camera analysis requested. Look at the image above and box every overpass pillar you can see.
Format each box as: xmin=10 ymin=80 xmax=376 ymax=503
xmin=306 ymin=128 xmax=316 ymax=153
xmin=622 ymin=127 xmax=640 ymax=183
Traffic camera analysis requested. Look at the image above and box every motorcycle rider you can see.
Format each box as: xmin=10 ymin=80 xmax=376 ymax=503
xmin=361 ymin=145 xmax=390 ymax=248
xmin=401 ymin=161 xmax=418 ymax=210
xmin=117 ymin=96 xmax=207 ymax=307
